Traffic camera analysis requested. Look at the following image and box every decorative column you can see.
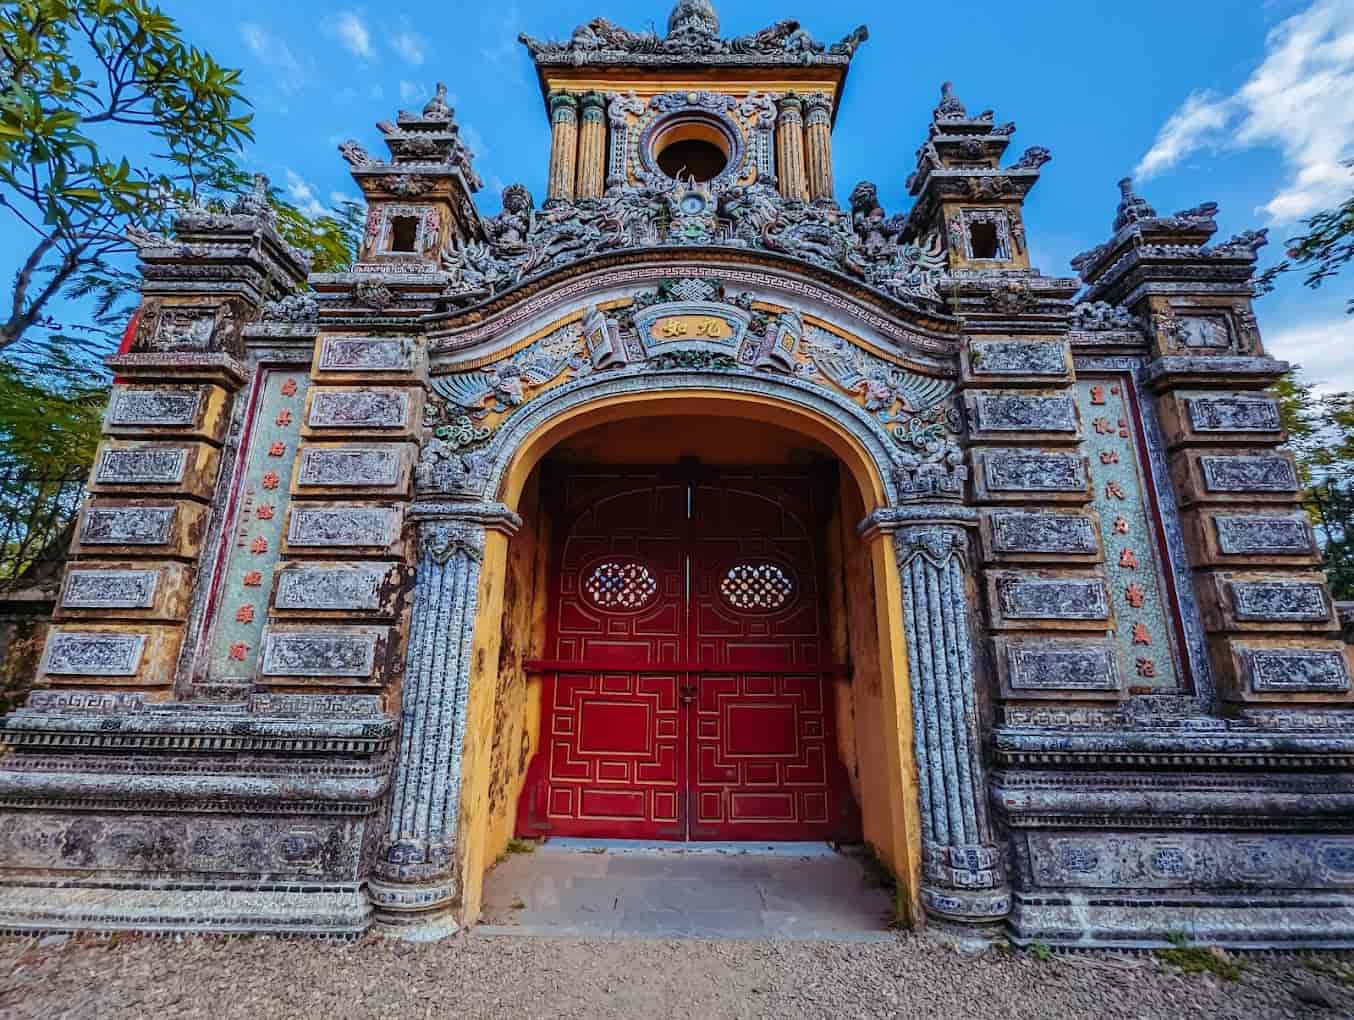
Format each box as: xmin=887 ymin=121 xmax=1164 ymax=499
xmin=863 ymin=503 xmax=1011 ymax=927
xmin=775 ymin=93 xmax=809 ymax=203
xmin=368 ymin=501 xmax=520 ymax=938
xmin=546 ymin=92 xmax=579 ymax=206
xmin=575 ymin=91 xmax=607 ymax=200
xmin=803 ymin=92 xmax=835 ymax=205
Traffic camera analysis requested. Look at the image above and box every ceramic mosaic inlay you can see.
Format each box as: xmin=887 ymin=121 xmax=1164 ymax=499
xmin=1075 ymin=376 xmax=1183 ymax=691
xmin=207 ymin=370 xmax=310 ymax=680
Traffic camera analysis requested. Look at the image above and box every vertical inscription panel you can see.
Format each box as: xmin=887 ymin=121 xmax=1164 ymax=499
xmin=1075 ymin=376 xmax=1185 ymax=691
xmin=205 ymin=370 xmax=311 ymax=682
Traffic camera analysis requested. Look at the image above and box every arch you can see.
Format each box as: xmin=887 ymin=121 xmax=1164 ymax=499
xmin=485 ymin=368 xmax=905 ymax=513
xmin=447 ymin=366 xmax=927 ymax=929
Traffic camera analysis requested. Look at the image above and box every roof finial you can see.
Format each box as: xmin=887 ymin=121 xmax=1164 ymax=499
xmin=934 ymin=81 xmax=967 ymax=121
xmin=1113 ymin=176 xmax=1158 ymax=232
xmin=667 ymin=0 xmax=719 ymax=38
xmin=423 ymin=82 xmax=452 ymax=121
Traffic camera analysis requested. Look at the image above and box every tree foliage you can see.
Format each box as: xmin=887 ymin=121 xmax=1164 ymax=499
xmin=1273 ymin=371 xmax=1354 ymax=600
xmin=0 ymin=0 xmax=256 ymax=357
xmin=1255 ymin=162 xmax=1354 ymax=313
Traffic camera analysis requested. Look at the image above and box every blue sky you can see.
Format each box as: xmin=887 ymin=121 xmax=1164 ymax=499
xmin=9 ymin=0 xmax=1354 ymax=389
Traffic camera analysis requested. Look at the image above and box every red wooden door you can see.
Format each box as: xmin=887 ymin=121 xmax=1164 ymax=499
xmin=517 ymin=464 xmax=854 ymax=842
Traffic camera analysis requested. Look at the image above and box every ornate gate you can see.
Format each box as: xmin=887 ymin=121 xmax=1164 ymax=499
xmin=517 ymin=464 xmax=856 ymax=841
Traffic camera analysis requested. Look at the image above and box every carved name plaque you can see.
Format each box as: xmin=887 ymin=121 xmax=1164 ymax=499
xmin=79 ymin=506 xmax=176 ymax=546
xmin=1200 ymin=455 xmax=1298 ymax=493
xmin=297 ymin=447 xmax=403 ymax=488
xmin=287 ymin=507 xmax=399 ymax=548
xmin=308 ymin=390 xmax=410 ymax=429
xmin=63 ymin=569 xmax=159 ymax=609
xmin=275 ymin=565 xmax=384 ymax=611
xmin=1006 ymin=641 xmax=1120 ymax=691
xmin=990 ymin=512 xmax=1099 ymax=555
xmin=107 ymin=388 xmax=203 ymax=427
xmin=970 ymin=393 xmax=1078 ymax=433
xmin=1214 ymin=514 xmax=1315 ymax=555
xmin=996 ymin=575 xmax=1110 ymax=620
xmin=260 ymin=630 xmax=379 ymax=677
xmin=1244 ymin=648 xmax=1350 ymax=693
xmin=318 ymin=337 xmax=414 ymax=372
xmin=95 ymin=447 xmax=188 ymax=485
xmin=982 ymin=451 xmax=1087 ymax=492
xmin=1186 ymin=395 xmax=1282 ymax=434
xmin=42 ymin=632 xmax=147 ymax=676
xmin=969 ymin=340 xmax=1067 ymax=376
xmin=1229 ymin=581 xmax=1330 ymax=622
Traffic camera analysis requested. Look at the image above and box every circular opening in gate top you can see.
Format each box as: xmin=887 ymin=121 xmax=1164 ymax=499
xmin=653 ymin=120 xmax=731 ymax=182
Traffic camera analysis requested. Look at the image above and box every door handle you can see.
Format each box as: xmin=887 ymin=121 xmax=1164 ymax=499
xmin=679 ymin=683 xmax=697 ymax=705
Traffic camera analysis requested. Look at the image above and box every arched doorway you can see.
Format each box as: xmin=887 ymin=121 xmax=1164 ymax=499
xmin=512 ymin=420 xmax=860 ymax=843
xmin=446 ymin=393 xmax=928 ymax=928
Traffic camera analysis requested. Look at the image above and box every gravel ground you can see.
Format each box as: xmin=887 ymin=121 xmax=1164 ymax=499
xmin=2 ymin=930 xmax=1353 ymax=1019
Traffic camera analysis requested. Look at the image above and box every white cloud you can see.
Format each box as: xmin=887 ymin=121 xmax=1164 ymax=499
xmin=1265 ymin=316 xmax=1354 ymax=393
xmin=1133 ymin=91 xmax=1232 ymax=180
xmin=284 ymin=169 xmax=328 ymax=218
xmin=399 ymin=80 xmax=426 ymax=103
xmin=392 ymin=20 xmax=426 ymax=66
xmin=239 ymin=23 xmax=309 ymax=91
xmin=1135 ymin=0 xmax=1354 ymax=223
xmin=481 ymin=7 xmax=523 ymax=67
xmin=328 ymin=11 xmax=374 ymax=59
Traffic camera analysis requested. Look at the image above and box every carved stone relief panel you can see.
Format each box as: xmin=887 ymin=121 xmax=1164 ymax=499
xmin=966 ymin=391 xmax=1079 ymax=438
xmin=104 ymin=387 xmax=204 ymax=429
xmin=70 ymin=501 xmax=209 ymax=560
xmin=283 ymin=505 xmax=403 ymax=553
xmin=293 ymin=444 xmax=411 ymax=492
xmin=313 ymin=336 xmax=422 ymax=382
xmin=978 ymin=510 xmax=1103 ymax=564
xmin=993 ymin=636 xmax=1122 ymax=700
xmin=964 ymin=339 xmax=1071 ymax=380
xmin=40 ymin=631 xmax=147 ymax=676
xmin=61 ymin=568 xmax=160 ymax=609
xmin=305 ymin=388 xmax=416 ymax=434
xmin=1234 ymin=643 xmax=1352 ymax=698
xmin=272 ymin=562 xmax=401 ymax=616
xmin=987 ymin=572 xmax=1112 ymax=629
xmin=972 ymin=450 xmax=1090 ymax=502
xmin=260 ymin=626 xmax=387 ymax=682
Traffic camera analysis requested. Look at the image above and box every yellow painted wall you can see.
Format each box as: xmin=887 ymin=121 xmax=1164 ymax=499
xmin=482 ymin=472 xmax=551 ymax=866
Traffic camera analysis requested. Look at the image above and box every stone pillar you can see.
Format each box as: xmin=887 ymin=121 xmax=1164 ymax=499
xmin=369 ymin=500 xmax=520 ymax=937
xmin=803 ymin=93 xmax=835 ymax=204
xmin=865 ymin=507 xmax=1011 ymax=926
xmin=775 ymin=93 xmax=809 ymax=203
xmin=546 ymin=92 xmax=579 ymax=205
xmin=575 ymin=91 xmax=607 ymax=200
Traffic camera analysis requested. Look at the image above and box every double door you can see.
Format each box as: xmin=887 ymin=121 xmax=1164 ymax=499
xmin=517 ymin=464 xmax=854 ymax=841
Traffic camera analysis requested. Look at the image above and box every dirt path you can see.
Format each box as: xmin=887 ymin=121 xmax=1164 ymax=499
xmin=2 ymin=930 xmax=1351 ymax=1019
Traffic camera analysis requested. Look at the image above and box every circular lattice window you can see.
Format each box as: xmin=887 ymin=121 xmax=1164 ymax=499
xmin=720 ymin=562 xmax=795 ymax=612
xmin=584 ymin=560 xmax=658 ymax=611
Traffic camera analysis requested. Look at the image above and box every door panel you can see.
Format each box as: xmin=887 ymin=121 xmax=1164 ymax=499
xmin=521 ymin=464 xmax=851 ymax=842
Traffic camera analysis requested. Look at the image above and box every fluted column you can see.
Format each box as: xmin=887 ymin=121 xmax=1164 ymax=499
xmin=804 ymin=93 xmax=835 ymax=205
xmin=575 ymin=91 xmax=607 ymax=200
xmin=775 ymin=93 xmax=809 ymax=203
xmin=546 ymin=92 xmax=579 ymax=206
xmin=863 ymin=505 xmax=1010 ymax=927
xmin=369 ymin=501 xmax=521 ymax=937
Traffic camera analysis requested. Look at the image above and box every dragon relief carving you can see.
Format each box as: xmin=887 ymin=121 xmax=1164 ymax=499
xmin=418 ymin=284 xmax=962 ymax=497
xmin=440 ymin=174 xmax=948 ymax=310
